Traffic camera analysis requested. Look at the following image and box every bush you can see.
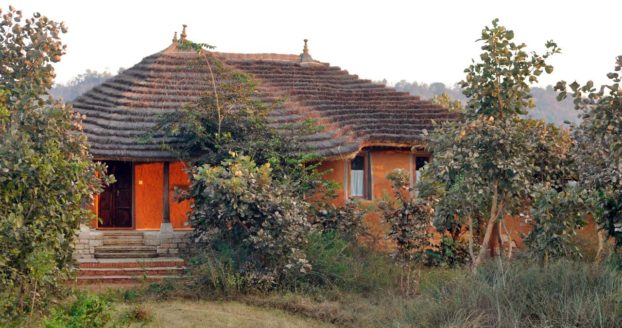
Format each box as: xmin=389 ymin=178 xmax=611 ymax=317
xmin=42 ymin=293 xmax=112 ymax=328
xmin=187 ymin=155 xmax=312 ymax=292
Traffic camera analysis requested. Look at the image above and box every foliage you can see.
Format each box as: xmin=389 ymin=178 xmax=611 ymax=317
xmin=425 ymin=236 xmax=472 ymax=268
xmin=430 ymin=92 xmax=463 ymax=112
xmin=425 ymin=19 xmax=573 ymax=267
xmin=0 ymin=6 xmax=108 ymax=322
xmin=187 ymin=155 xmax=312 ymax=291
xmin=42 ymin=293 xmax=112 ymax=328
xmin=556 ymin=56 xmax=622 ymax=249
xmin=524 ymin=185 xmax=589 ymax=265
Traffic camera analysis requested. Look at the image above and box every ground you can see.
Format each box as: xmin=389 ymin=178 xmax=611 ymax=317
xmin=114 ymin=300 xmax=335 ymax=328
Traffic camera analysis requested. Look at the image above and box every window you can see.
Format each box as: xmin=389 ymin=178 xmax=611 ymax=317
xmin=415 ymin=156 xmax=430 ymax=183
xmin=350 ymin=155 xmax=367 ymax=198
xmin=350 ymin=156 xmax=365 ymax=197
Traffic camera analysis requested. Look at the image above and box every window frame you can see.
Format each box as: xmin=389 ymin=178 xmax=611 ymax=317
xmin=349 ymin=153 xmax=371 ymax=200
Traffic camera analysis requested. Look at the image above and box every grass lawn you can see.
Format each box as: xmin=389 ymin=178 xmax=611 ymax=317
xmin=114 ymin=300 xmax=336 ymax=328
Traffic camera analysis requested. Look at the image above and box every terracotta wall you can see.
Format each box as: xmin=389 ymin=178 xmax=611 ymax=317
xmin=134 ymin=162 xmax=163 ymax=230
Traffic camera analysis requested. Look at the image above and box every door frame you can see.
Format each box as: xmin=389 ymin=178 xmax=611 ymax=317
xmin=97 ymin=161 xmax=135 ymax=230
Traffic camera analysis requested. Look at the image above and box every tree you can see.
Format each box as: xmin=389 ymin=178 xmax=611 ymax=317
xmin=49 ymin=69 xmax=114 ymax=102
xmin=424 ymin=19 xmax=572 ymax=269
xmin=556 ymin=56 xmax=622 ymax=258
xmin=0 ymin=6 xmax=108 ymax=322
xmin=431 ymin=92 xmax=463 ymax=112
xmin=154 ymin=40 xmax=327 ymax=198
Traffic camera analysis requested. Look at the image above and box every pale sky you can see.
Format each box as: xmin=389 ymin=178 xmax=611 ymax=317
xmin=6 ymin=0 xmax=622 ymax=87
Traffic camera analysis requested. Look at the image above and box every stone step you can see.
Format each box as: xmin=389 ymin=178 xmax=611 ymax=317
xmin=101 ymin=231 xmax=145 ymax=236
xmin=95 ymin=245 xmax=156 ymax=252
xmin=102 ymin=235 xmax=144 ymax=240
xmin=95 ymin=252 xmax=158 ymax=259
xmin=102 ymin=239 xmax=145 ymax=246
xmin=78 ymin=266 xmax=186 ymax=277
xmin=78 ymin=257 xmax=185 ymax=269
xmin=76 ymin=275 xmax=186 ymax=284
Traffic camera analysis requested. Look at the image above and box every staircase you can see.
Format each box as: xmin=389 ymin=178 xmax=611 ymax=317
xmin=76 ymin=231 xmax=187 ymax=284
xmin=77 ymin=257 xmax=186 ymax=284
xmin=95 ymin=231 xmax=157 ymax=259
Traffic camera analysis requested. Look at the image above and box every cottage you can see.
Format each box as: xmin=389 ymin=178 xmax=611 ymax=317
xmin=72 ymin=27 xmax=458 ymax=266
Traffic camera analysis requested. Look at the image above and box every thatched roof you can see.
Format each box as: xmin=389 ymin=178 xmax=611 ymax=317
xmin=72 ymin=37 xmax=459 ymax=162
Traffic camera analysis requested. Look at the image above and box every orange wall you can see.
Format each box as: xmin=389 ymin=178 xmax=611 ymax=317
xmin=319 ymin=150 xmax=417 ymax=204
xmin=318 ymin=159 xmax=347 ymax=205
xmin=371 ymin=151 xmax=412 ymax=200
xmin=134 ymin=162 xmax=164 ymax=230
xmin=169 ymin=161 xmax=192 ymax=229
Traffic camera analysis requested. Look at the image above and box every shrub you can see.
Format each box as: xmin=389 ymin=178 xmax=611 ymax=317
xmin=187 ymin=154 xmax=312 ymax=291
xmin=117 ymin=304 xmax=153 ymax=326
xmin=43 ymin=293 xmax=112 ymax=328
xmin=379 ymin=169 xmax=434 ymax=294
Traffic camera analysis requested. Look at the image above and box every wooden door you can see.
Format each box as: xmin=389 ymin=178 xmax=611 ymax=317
xmin=98 ymin=161 xmax=133 ymax=228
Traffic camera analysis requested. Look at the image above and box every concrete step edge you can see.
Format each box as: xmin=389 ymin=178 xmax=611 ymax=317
xmin=77 ymin=275 xmax=186 ymax=280
xmin=79 ymin=267 xmax=187 ymax=272
xmin=78 ymin=257 xmax=184 ymax=264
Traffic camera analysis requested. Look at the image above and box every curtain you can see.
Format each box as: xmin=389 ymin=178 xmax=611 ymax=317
xmin=351 ymin=170 xmax=364 ymax=197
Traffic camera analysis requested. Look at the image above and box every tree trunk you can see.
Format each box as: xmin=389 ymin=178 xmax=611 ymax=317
xmin=468 ymin=215 xmax=475 ymax=264
xmin=473 ymin=181 xmax=504 ymax=271
xmin=502 ymin=220 xmax=513 ymax=260
xmin=473 ymin=214 xmax=497 ymax=271
xmin=595 ymin=229 xmax=609 ymax=264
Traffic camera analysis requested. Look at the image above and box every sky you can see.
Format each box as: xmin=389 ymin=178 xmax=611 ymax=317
xmin=6 ymin=0 xmax=622 ymax=87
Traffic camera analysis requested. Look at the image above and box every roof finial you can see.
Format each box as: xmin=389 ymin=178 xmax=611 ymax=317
xmin=172 ymin=31 xmax=178 ymax=43
xmin=300 ymin=38 xmax=314 ymax=64
xmin=180 ymin=24 xmax=187 ymax=41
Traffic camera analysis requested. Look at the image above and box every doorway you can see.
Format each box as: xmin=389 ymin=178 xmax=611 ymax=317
xmin=98 ymin=161 xmax=133 ymax=228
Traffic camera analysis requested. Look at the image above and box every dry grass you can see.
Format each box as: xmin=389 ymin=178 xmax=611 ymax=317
xmin=113 ymin=300 xmax=336 ymax=328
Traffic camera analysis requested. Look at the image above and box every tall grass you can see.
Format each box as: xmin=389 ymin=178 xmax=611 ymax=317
xmin=407 ymin=260 xmax=622 ymax=327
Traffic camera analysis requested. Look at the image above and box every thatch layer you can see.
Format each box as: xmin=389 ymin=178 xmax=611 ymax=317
xmin=72 ymin=44 xmax=459 ymax=161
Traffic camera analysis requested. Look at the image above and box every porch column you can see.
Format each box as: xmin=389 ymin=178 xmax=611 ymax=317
xmin=163 ymin=161 xmax=170 ymax=224
xmin=160 ymin=161 xmax=173 ymax=234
